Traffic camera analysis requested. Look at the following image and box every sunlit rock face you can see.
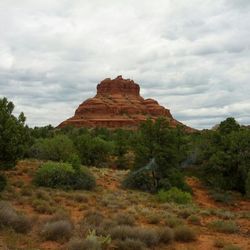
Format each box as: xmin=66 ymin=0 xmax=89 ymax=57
xmin=58 ymin=76 xmax=190 ymax=130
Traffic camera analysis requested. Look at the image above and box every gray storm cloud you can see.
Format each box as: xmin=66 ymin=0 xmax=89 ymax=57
xmin=0 ymin=0 xmax=249 ymax=129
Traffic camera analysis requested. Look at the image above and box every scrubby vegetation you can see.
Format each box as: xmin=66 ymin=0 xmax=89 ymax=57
xmin=0 ymin=97 xmax=249 ymax=250
xmin=0 ymin=201 xmax=32 ymax=234
xmin=157 ymin=187 xmax=192 ymax=204
xmin=191 ymin=117 xmax=250 ymax=195
xmin=208 ymin=220 xmax=239 ymax=234
xmin=41 ymin=219 xmax=73 ymax=241
xmin=174 ymin=225 xmax=196 ymax=242
xmin=34 ymin=162 xmax=96 ymax=190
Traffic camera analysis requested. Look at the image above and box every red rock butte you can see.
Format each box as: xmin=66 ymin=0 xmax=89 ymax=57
xmin=58 ymin=76 xmax=190 ymax=130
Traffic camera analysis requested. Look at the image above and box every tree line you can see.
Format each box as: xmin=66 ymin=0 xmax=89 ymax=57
xmin=0 ymin=97 xmax=250 ymax=197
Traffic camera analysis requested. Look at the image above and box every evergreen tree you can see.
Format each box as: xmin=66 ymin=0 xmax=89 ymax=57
xmin=0 ymin=97 xmax=30 ymax=168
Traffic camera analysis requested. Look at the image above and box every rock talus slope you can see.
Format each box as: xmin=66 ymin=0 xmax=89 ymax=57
xmin=58 ymin=76 xmax=190 ymax=130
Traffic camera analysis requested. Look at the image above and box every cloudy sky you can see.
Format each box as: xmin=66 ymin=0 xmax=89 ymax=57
xmin=0 ymin=0 xmax=250 ymax=129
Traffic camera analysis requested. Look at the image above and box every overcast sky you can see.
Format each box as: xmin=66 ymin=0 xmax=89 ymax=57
xmin=0 ymin=0 xmax=250 ymax=129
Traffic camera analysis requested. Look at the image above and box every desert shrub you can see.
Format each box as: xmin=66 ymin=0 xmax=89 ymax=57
xmin=122 ymin=169 xmax=155 ymax=192
xmin=164 ymin=216 xmax=184 ymax=228
xmin=174 ymin=225 xmax=196 ymax=242
xmin=113 ymin=129 xmax=131 ymax=169
xmin=158 ymin=187 xmax=192 ymax=204
xmin=157 ymin=227 xmax=174 ymax=243
xmin=238 ymin=211 xmax=250 ymax=219
xmin=115 ymin=213 xmax=135 ymax=226
xmin=208 ymin=220 xmax=239 ymax=234
xmin=223 ymin=245 xmax=242 ymax=250
xmin=82 ymin=211 xmax=104 ymax=227
xmin=32 ymin=199 xmax=56 ymax=214
xmin=67 ymin=154 xmax=81 ymax=172
xmin=29 ymin=134 xmax=76 ymax=162
xmin=214 ymin=238 xmax=226 ymax=248
xmin=71 ymin=168 xmax=96 ymax=190
xmin=0 ymin=201 xmax=32 ymax=234
xmin=72 ymin=193 xmax=88 ymax=203
xmin=80 ymin=211 xmax=104 ymax=235
xmin=115 ymin=239 xmax=146 ymax=250
xmin=178 ymin=208 xmax=195 ymax=219
xmin=41 ymin=219 xmax=73 ymax=241
xmin=11 ymin=214 xmax=32 ymax=233
xmin=215 ymin=210 xmax=235 ymax=220
xmin=210 ymin=190 xmax=233 ymax=204
xmin=48 ymin=210 xmax=71 ymax=223
xmin=35 ymin=189 xmax=51 ymax=201
xmin=146 ymin=213 xmax=161 ymax=224
xmin=34 ymin=162 xmax=96 ymax=190
xmin=20 ymin=186 xmax=33 ymax=196
xmin=187 ymin=215 xmax=201 ymax=225
xmin=68 ymin=238 xmax=101 ymax=250
xmin=0 ymin=174 xmax=7 ymax=191
xmin=109 ymin=225 xmax=136 ymax=240
xmin=98 ymin=219 xmax=118 ymax=235
xmin=136 ymin=227 xmax=159 ymax=246
xmin=34 ymin=162 xmax=74 ymax=188
xmin=74 ymin=134 xmax=114 ymax=167
xmin=84 ymin=229 xmax=112 ymax=249
xmin=161 ymin=169 xmax=192 ymax=193
xmin=110 ymin=226 xmax=159 ymax=246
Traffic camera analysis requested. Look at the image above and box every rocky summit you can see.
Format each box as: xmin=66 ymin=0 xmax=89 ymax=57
xmin=58 ymin=76 xmax=189 ymax=129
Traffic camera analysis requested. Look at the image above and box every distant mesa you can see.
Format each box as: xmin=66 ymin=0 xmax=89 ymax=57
xmin=58 ymin=76 xmax=192 ymax=130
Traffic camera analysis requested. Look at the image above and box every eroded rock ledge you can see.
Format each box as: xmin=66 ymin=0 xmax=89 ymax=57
xmin=58 ymin=76 xmax=190 ymax=130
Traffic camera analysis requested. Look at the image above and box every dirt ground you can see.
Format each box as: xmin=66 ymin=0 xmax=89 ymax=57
xmin=0 ymin=160 xmax=250 ymax=250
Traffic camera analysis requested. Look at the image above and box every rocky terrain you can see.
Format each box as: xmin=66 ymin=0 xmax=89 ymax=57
xmin=59 ymin=76 xmax=189 ymax=130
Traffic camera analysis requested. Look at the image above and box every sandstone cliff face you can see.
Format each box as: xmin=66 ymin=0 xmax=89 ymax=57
xmin=58 ymin=76 xmax=187 ymax=129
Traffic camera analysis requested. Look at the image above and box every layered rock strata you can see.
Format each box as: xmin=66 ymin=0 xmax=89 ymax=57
xmin=58 ymin=76 xmax=188 ymax=129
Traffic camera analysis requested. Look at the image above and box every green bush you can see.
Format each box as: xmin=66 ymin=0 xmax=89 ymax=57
xmin=122 ymin=169 xmax=155 ymax=192
xmin=199 ymin=118 xmax=250 ymax=194
xmin=34 ymin=162 xmax=96 ymax=190
xmin=208 ymin=220 xmax=239 ymax=234
xmin=74 ymin=134 xmax=114 ymax=167
xmin=210 ymin=190 xmax=233 ymax=204
xmin=165 ymin=169 xmax=193 ymax=193
xmin=0 ymin=174 xmax=7 ymax=192
xmin=174 ymin=225 xmax=196 ymax=242
xmin=67 ymin=154 xmax=81 ymax=172
xmin=157 ymin=187 xmax=192 ymax=204
xmin=187 ymin=215 xmax=201 ymax=225
xmin=71 ymin=168 xmax=96 ymax=190
xmin=29 ymin=135 xmax=76 ymax=162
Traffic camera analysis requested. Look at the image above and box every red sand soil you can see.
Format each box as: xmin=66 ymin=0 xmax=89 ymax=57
xmin=1 ymin=161 xmax=250 ymax=250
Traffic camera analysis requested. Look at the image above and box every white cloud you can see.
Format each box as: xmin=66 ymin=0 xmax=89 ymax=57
xmin=0 ymin=0 xmax=249 ymax=129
